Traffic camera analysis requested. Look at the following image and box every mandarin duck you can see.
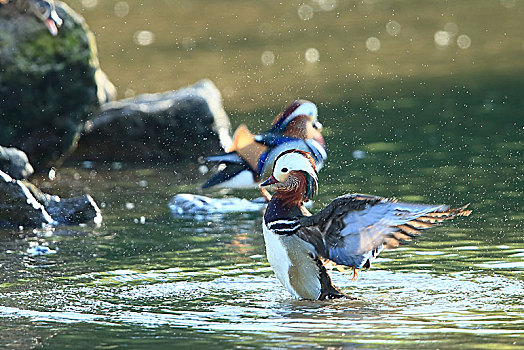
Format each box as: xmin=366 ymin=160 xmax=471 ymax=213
xmin=0 ymin=0 xmax=63 ymax=36
xmin=259 ymin=149 xmax=471 ymax=300
xmin=202 ymin=100 xmax=326 ymax=190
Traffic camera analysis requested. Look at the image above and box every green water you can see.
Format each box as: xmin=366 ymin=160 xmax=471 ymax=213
xmin=1 ymin=0 xmax=524 ymax=348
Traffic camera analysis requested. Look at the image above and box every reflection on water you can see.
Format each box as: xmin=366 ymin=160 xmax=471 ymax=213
xmin=1 ymin=104 xmax=523 ymax=348
xmin=1 ymin=91 xmax=523 ymax=346
xmin=1 ymin=252 xmax=524 ymax=348
xmin=1 ymin=154 xmax=524 ymax=348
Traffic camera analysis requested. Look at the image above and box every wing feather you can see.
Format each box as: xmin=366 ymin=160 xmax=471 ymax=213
xmin=297 ymin=194 xmax=471 ymax=270
xmin=407 ymin=220 xmax=434 ymax=229
xmin=397 ymin=224 xmax=421 ymax=237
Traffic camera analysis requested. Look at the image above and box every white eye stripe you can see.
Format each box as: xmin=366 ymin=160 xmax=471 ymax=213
xmin=273 ymin=152 xmax=317 ymax=183
xmin=273 ymin=226 xmax=300 ymax=232
xmin=269 ymin=224 xmax=300 ymax=230
xmin=268 ymin=219 xmax=299 ymax=226
xmin=289 ymin=102 xmax=318 ymax=120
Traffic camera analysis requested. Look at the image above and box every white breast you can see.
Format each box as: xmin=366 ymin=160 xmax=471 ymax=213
xmin=262 ymin=222 xmax=321 ymax=299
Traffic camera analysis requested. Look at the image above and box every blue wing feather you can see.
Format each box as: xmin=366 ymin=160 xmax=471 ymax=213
xmin=299 ymin=194 xmax=465 ymax=269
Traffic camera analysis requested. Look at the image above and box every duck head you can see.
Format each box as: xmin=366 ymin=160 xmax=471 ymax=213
xmin=260 ymin=149 xmax=318 ymax=205
xmin=272 ymin=100 xmax=319 ymax=130
xmin=260 ymin=100 xmax=324 ymax=146
xmin=282 ymin=114 xmax=325 ymax=147
xmin=28 ymin=0 xmax=63 ymax=36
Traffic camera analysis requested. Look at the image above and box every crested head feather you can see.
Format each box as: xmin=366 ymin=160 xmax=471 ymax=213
xmin=272 ymin=149 xmax=318 ymax=200
xmin=271 ymin=100 xmax=318 ymax=132
xmin=275 ymin=149 xmax=317 ymax=173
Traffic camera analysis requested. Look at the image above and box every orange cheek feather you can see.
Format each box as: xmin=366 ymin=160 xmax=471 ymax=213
xmin=274 ymin=172 xmax=307 ymax=207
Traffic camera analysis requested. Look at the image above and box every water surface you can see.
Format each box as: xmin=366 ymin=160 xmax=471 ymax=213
xmin=1 ymin=0 xmax=524 ymax=348
xmin=1 ymin=92 xmax=523 ymax=348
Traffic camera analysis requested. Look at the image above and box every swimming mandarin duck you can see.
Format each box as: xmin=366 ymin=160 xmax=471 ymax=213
xmin=202 ymin=100 xmax=326 ymax=189
xmin=0 ymin=0 xmax=63 ymax=36
xmin=260 ymin=149 xmax=471 ymax=300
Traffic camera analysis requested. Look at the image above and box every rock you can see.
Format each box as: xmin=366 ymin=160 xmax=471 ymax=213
xmin=45 ymin=195 xmax=102 ymax=225
xmin=169 ymin=194 xmax=266 ymax=217
xmin=70 ymin=79 xmax=232 ymax=163
xmin=169 ymin=193 xmax=312 ymax=218
xmin=27 ymin=245 xmax=57 ymax=256
xmin=0 ymin=1 xmax=116 ymax=170
xmin=24 ymin=181 xmax=102 ymax=226
xmin=0 ymin=169 xmax=102 ymax=228
xmin=0 ymin=170 xmax=54 ymax=227
xmin=0 ymin=145 xmax=34 ymax=179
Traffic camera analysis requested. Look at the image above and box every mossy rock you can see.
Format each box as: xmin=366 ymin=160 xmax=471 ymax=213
xmin=0 ymin=1 xmax=115 ymax=170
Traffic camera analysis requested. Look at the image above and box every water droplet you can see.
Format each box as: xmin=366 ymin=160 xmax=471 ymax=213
xmin=305 ymin=48 xmax=320 ymax=63
xmin=444 ymin=22 xmax=459 ymax=35
xmin=81 ymin=0 xmax=98 ymax=9
xmin=457 ymin=34 xmax=471 ymax=49
xmin=298 ymin=4 xmax=314 ymax=20
xmin=500 ymin=0 xmax=517 ymax=8
xmin=386 ymin=20 xmax=401 ymax=36
xmin=182 ymin=37 xmax=196 ymax=51
xmin=261 ymin=50 xmax=275 ymax=66
xmin=366 ymin=37 xmax=381 ymax=52
xmin=124 ymin=88 xmax=135 ymax=98
xmin=82 ymin=161 xmax=94 ymax=169
xmin=112 ymin=162 xmax=123 ymax=170
xmin=114 ymin=1 xmax=130 ymax=18
xmin=352 ymin=150 xmax=367 ymax=159
xmin=316 ymin=0 xmax=338 ymax=11
xmin=134 ymin=30 xmax=155 ymax=46
xmin=434 ymin=30 xmax=451 ymax=47
xmin=27 ymin=245 xmax=56 ymax=256
xmin=48 ymin=167 xmax=56 ymax=180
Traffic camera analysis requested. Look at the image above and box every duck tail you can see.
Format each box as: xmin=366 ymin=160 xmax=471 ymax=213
xmin=227 ymin=124 xmax=255 ymax=152
xmin=206 ymin=152 xmax=244 ymax=164
xmin=201 ymin=163 xmax=250 ymax=189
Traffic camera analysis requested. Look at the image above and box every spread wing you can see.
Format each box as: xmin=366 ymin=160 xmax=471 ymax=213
xmin=297 ymin=194 xmax=471 ymax=270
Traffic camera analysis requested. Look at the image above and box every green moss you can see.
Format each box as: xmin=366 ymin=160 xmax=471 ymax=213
xmin=0 ymin=8 xmax=100 ymax=168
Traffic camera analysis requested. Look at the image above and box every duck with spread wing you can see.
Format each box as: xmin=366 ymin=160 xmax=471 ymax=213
xmin=259 ymin=149 xmax=471 ymax=300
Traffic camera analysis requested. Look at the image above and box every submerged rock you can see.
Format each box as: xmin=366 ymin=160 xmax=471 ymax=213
xmin=169 ymin=193 xmax=313 ymax=218
xmin=25 ymin=182 xmax=102 ymax=226
xmin=0 ymin=145 xmax=34 ymax=180
xmin=0 ymin=170 xmax=54 ymax=227
xmin=71 ymin=79 xmax=232 ymax=163
xmin=27 ymin=244 xmax=57 ymax=256
xmin=0 ymin=1 xmax=116 ymax=170
xmin=0 ymin=169 xmax=102 ymax=228
xmin=169 ymin=193 xmax=266 ymax=217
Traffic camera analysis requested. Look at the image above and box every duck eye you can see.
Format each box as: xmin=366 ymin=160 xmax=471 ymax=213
xmin=281 ymin=167 xmax=288 ymax=173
